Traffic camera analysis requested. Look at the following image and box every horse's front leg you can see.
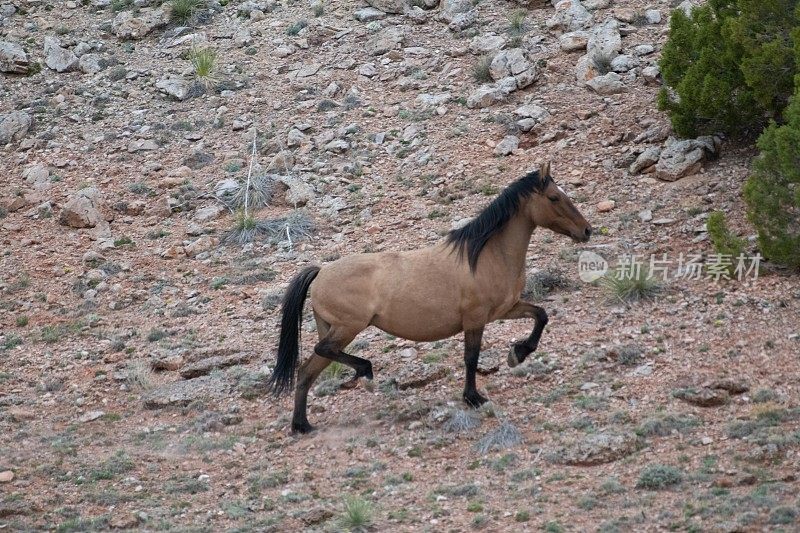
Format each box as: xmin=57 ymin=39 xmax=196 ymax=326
xmin=463 ymin=327 xmax=488 ymax=407
xmin=500 ymin=301 xmax=548 ymax=368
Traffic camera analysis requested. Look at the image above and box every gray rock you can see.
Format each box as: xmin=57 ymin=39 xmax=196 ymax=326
xmin=180 ymin=353 xmax=250 ymax=379
xmin=193 ymin=204 xmax=225 ymax=223
xmin=59 ymin=188 xmax=103 ymax=229
xmin=469 ymin=34 xmax=507 ymax=55
xmin=416 ymin=93 xmax=451 ymax=106
xmin=44 ymin=36 xmax=78 ymax=73
xmin=143 ymin=374 xmax=229 ymax=409
xmin=559 ymin=31 xmax=589 ymax=52
xmin=610 ymin=54 xmax=638 ymax=73
xmin=439 ymin=0 xmax=472 ymax=22
xmin=494 ymin=135 xmax=519 ymax=156
xmin=79 ymin=53 xmax=104 ymax=74
xmin=156 ymin=76 xmax=192 ymax=100
xmin=365 ymin=0 xmax=409 ymax=14
xmin=642 ymin=65 xmax=661 ymax=85
xmin=112 ymin=8 xmax=168 ymax=40
xmin=367 ymin=26 xmax=405 ymax=55
xmin=489 ymin=48 xmax=530 ymax=80
xmin=354 ymin=7 xmax=386 ymax=21
xmin=22 ymin=164 xmax=50 ymax=186
xmin=551 ymin=432 xmax=641 ymax=466
xmin=0 ymin=41 xmax=29 ymax=74
xmin=546 ymin=0 xmax=592 ymax=32
xmin=448 ymin=9 xmax=477 ymax=31
xmin=655 ymin=137 xmax=719 ymax=181
xmin=645 ymin=9 xmax=661 ymax=24
xmin=273 ymin=175 xmax=313 ymax=206
xmin=0 ymin=111 xmax=32 ymax=144
xmin=587 ymin=17 xmax=621 ymax=64
xmin=466 ymin=84 xmax=508 ymax=109
xmin=324 ymin=139 xmax=350 ymax=153
xmin=634 ymin=44 xmax=656 ymax=56
xmin=676 ymin=0 xmax=700 ymax=17
xmin=582 ymin=0 xmax=610 ymax=8
xmin=586 ymin=72 xmax=626 ymax=95
xmin=286 ymin=128 xmax=305 ymax=147
xmin=630 ymin=146 xmax=661 ymax=174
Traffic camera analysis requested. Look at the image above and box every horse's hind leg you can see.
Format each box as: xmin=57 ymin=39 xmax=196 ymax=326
xmin=500 ymin=301 xmax=548 ymax=368
xmin=291 ymin=314 xmax=333 ymax=434
xmin=463 ymin=327 xmax=488 ymax=407
xmin=314 ymin=325 xmax=372 ymax=389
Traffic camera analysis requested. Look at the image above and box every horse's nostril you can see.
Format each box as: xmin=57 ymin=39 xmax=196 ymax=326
xmin=584 ymin=227 xmax=592 ymax=239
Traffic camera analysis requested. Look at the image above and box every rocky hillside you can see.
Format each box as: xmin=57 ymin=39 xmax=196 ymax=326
xmin=1 ymin=0 xmax=799 ymax=531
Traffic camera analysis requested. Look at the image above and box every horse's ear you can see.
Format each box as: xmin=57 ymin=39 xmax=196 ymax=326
xmin=539 ymin=161 xmax=551 ymax=178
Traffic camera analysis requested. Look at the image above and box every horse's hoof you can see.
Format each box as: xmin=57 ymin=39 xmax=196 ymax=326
xmin=363 ymin=378 xmax=375 ymax=392
xmin=291 ymin=420 xmax=314 ymax=434
xmin=464 ymin=390 xmax=488 ymax=408
xmin=507 ymin=346 xmax=521 ymax=368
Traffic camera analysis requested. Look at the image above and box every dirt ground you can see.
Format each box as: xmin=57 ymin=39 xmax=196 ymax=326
xmin=1 ymin=0 xmax=799 ymax=531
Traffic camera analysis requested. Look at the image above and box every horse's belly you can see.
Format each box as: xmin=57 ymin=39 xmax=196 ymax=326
xmin=371 ymin=312 xmax=463 ymax=342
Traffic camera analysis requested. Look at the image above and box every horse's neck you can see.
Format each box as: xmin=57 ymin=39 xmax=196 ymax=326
xmin=486 ymin=212 xmax=534 ymax=278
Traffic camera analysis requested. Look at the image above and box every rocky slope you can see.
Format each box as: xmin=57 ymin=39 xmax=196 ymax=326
xmin=1 ymin=0 xmax=799 ymax=531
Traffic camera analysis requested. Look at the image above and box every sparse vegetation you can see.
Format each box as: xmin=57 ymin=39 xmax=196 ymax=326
xmin=338 ymin=496 xmax=373 ymax=531
xmin=637 ymin=464 xmax=683 ymax=489
xmin=601 ymin=265 xmax=662 ymax=303
xmin=473 ymin=55 xmax=494 ymax=83
xmin=189 ymin=46 xmax=217 ymax=88
xmin=169 ymin=0 xmax=203 ymax=23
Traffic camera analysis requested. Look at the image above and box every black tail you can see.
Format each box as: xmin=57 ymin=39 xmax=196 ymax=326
xmin=268 ymin=265 xmax=321 ymax=396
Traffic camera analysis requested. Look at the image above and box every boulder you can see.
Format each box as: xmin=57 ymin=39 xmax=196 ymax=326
xmin=112 ymin=8 xmax=168 ymax=40
xmin=354 ymin=7 xmax=386 ymax=21
xmin=43 ymin=36 xmax=77 ymax=73
xmin=546 ymin=0 xmax=592 ymax=32
xmin=156 ymin=76 xmax=192 ymax=101
xmin=78 ymin=53 xmax=104 ymax=75
xmin=365 ymin=0 xmax=409 ymax=14
xmin=655 ymin=136 xmax=720 ymax=181
xmin=489 ymin=48 xmax=531 ymax=80
xmin=559 ymin=31 xmax=589 ymax=52
xmin=586 ymin=72 xmax=626 ymax=95
xmin=466 ymin=84 xmax=508 ymax=109
xmin=494 ymin=135 xmax=519 ymax=156
xmin=0 ymin=41 xmax=29 ymax=74
xmin=439 ymin=0 xmax=472 ymax=22
xmin=587 ymin=17 xmax=621 ymax=64
xmin=59 ymin=188 xmax=103 ymax=229
xmin=0 ymin=111 xmax=32 ymax=144
xmin=550 ymin=431 xmax=641 ymax=466
xmin=273 ymin=175 xmax=313 ymax=206
xmin=629 ymin=146 xmax=661 ymax=174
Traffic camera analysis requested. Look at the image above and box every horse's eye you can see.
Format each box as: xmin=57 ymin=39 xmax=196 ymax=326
xmin=548 ymin=196 xmax=559 ymax=202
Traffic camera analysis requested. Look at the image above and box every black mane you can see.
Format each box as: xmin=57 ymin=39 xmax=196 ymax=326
xmin=446 ymin=170 xmax=549 ymax=272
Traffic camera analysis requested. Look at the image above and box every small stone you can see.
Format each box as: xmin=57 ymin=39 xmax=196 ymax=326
xmin=493 ymin=135 xmax=519 ymax=156
xmin=586 ymin=72 xmax=626 ymax=95
xmin=701 ymin=436 xmax=714 ymax=446
xmin=354 ymin=7 xmax=386 ymax=22
xmin=0 ymin=111 xmax=32 ymax=145
xmin=0 ymin=471 xmax=14 ymax=483
xmin=644 ymin=9 xmax=661 ymax=24
xmin=596 ymin=200 xmax=615 ymax=212
xmin=673 ymin=387 xmax=730 ymax=407
xmin=79 ymin=410 xmax=105 ymax=423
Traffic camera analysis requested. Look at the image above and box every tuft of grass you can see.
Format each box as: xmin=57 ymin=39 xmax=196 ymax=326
xmin=189 ymin=46 xmax=217 ymax=88
xmin=523 ymin=269 xmax=569 ymax=301
xmin=442 ymin=409 xmax=481 ymax=434
xmin=600 ymin=266 xmax=662 ymax=303
xmin=218 ymin=175 xmax=276 ymax=212
xmin=169 ymin=0 xmax=203 ymax=23
xmin=707 ymin=211 xmax=745 ymax=270
xmin=475 ymin=421 xmax=523 ymax=454
xmin=2 ymin=334 xmax=23 ymax=351
xmin=615 ymin=343 xmax=643 ymax=366
xmin=223 ymin=210 xmax=315 ymax=246
xmin=311 ymin=1 xmax=324 ymax=16
xmin=90 ymin=450 xmax=134 ymax=480
xmin=147 ymin=328 xmax=167 ymax=342
xmin=507 ymin=9 xmax=527 ymax=36
xmin=110 ymin=0 xmax=133 ymax=11
xmin=473 ymin=55 xmax=494 ymax=83
xmin=126 ymin=360 xmax=153 ymax=391
xmin=636 ymin=464 xmax=682 ymax=489
xmin=16 ymin=315 xmax=29 ymax=327
xmin=338 ymin=496 xmax=373 ymax=531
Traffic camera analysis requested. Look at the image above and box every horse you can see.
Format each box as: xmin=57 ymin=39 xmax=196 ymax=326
xmin=268 ymin=162 xmax=592 ymax=434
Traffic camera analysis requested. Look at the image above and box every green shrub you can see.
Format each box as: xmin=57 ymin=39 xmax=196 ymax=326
xmin=636 ymin=464 xmax=683 ymax=489
xmin=744 ymin=93 xmax=800 ymax=268
xmin=706 ymin=211 xmax=746 ymax=265
xmin=658 ymin=0 xmax=798 ymax=137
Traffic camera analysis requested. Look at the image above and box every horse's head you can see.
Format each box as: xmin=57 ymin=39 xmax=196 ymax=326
xmin=528 ymin=162 xmax=592 ymax=243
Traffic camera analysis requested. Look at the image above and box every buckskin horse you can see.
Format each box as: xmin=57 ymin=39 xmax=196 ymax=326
xmin=268 ymin=162 xmax=592 ymax=433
